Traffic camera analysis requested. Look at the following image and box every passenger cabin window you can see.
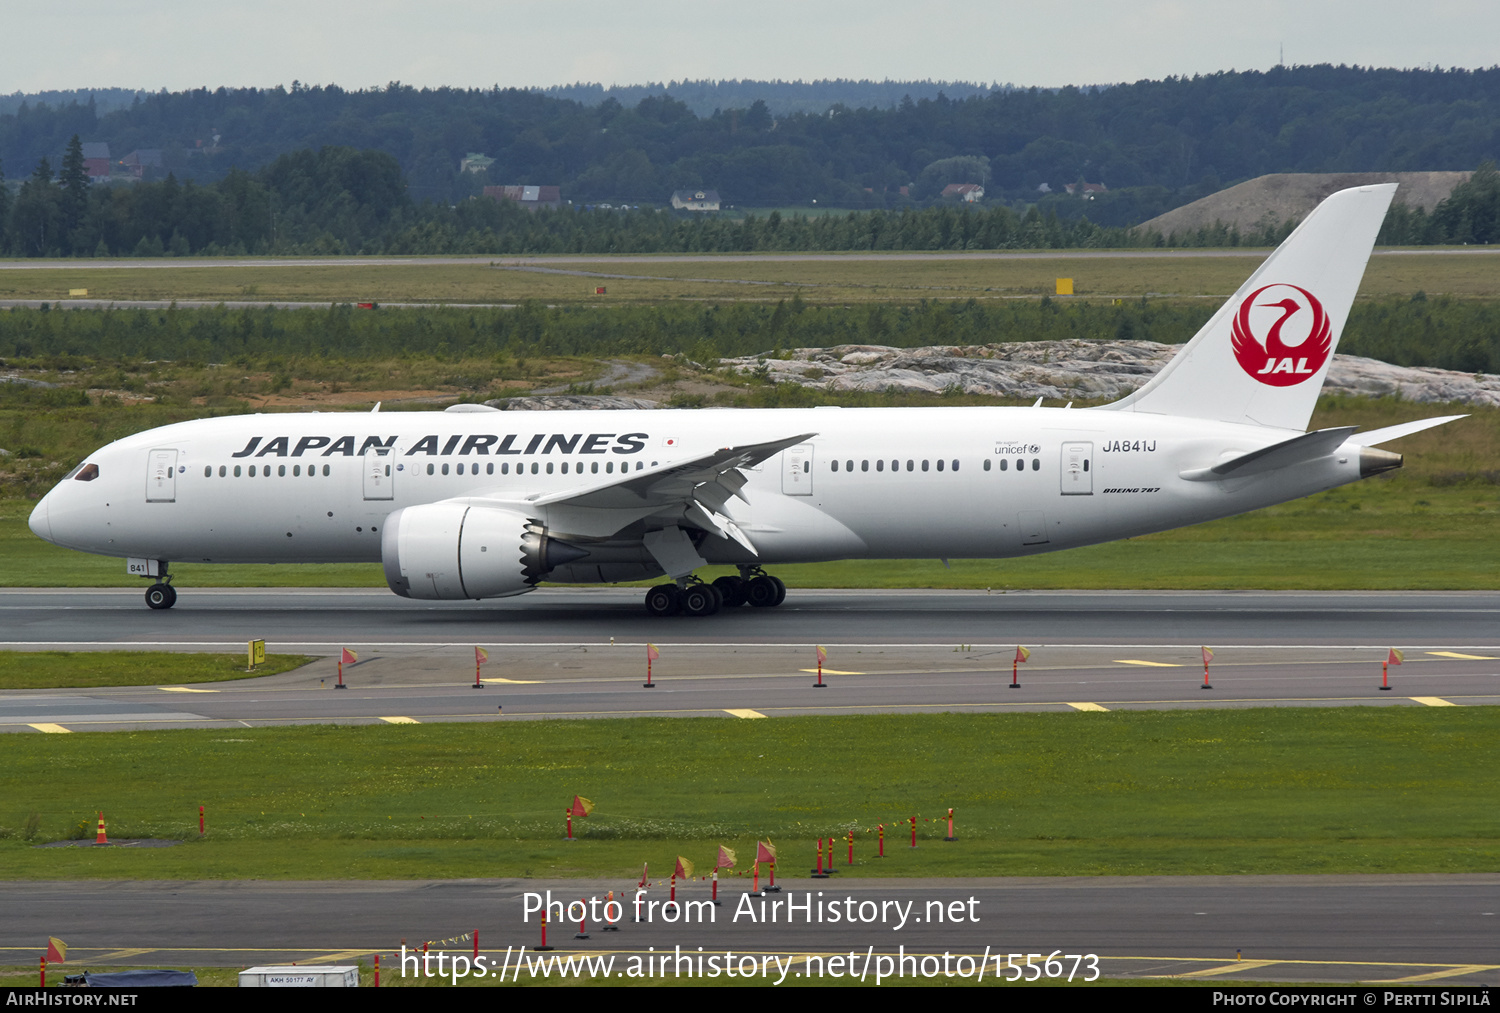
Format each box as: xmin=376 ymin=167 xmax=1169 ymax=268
xmin=234 ymin=465 xmax=242 ymax=477
xmin=983 ymin=459 xmax=992 ymax=472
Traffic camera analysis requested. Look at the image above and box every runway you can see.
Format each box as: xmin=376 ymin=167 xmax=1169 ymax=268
xmin=1 ymin=876 xmax=1496 ymax=984
xmin=2 ymin=589 xmax=1498 ymax=732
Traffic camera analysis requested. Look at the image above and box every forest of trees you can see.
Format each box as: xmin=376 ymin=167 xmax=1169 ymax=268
xmin=1 ymin=137 xmax=1495 ymax=257
xmin=2 ymin=65 xmax=1498 ymax=211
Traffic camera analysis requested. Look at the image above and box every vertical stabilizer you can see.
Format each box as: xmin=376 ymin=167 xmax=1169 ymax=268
xmin=1101 ymin=183 xmax=1396 ymax=431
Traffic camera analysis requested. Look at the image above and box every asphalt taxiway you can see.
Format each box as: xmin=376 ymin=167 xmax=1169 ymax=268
xmin=3 ymin=589 xmax=1498 ymax=731
xmin=1 ymin=876 xmax=1496 ymax=984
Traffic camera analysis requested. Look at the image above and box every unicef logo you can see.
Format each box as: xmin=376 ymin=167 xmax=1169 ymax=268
xmin=1230 ymin=283 xmax=1332 ymax=387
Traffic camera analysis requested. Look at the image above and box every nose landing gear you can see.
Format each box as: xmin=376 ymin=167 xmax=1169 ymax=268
xmin=140 ymin=560 xmax=177 ymax=610
xmin=144 ymin=582 xmax=177 ymax=610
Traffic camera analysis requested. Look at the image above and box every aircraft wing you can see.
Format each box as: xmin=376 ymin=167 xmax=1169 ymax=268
xmin=520 ymin=432 xmax=817 ymax=550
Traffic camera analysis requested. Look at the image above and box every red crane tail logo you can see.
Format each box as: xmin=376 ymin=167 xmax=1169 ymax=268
xmin=1230 ymin=284 xmax=1332 ymax=386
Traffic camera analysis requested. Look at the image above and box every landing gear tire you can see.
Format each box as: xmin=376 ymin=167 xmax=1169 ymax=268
xmin=682 ymin=585 xmax=720 ymax=617
xmin=645 ymin=584 xmax=681 ymax=617
xmin=145 ymin=583 xmax=176 ymax=610
xmin=712 ymin=575 xmax=747 ymax=608
xmin=747 ymin=575 xmax=782 ymax=608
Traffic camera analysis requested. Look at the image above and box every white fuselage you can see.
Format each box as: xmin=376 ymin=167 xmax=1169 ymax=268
xmin=29 ymin=406 xmax=1365 ymax=580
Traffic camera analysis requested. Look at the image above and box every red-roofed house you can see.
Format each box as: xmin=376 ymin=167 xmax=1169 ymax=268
xmin=940 ymin=183 xmax=984 ymax=202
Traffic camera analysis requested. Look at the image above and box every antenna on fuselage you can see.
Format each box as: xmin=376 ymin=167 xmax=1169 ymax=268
xmin=371 ymin=402 xmax=382 ymax=413
xmin=1031 ymin=397 xmax=1044 ymax=408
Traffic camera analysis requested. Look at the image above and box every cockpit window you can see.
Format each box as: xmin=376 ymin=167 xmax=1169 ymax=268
xmin=73 ymin=463 xmax=100 ymax=482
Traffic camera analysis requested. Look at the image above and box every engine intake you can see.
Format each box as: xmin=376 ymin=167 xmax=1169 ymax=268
xmin=381 ymin=503 xmax=589 ymax=600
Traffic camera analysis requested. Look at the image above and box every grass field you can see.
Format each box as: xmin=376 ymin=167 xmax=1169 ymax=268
xmin=0 ymin=652 xmax=310 ymax=690
xmin=2 ymin=250 xmax=1497 ymax=304
xmin=1 ymin=709 xmax=1495 ymax=880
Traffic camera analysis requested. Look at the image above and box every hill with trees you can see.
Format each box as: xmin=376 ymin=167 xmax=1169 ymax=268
xmin=2 ymin=65 xmax=1497 ymax=214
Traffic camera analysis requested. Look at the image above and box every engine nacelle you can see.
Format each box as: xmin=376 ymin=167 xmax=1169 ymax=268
xmin=380 ymin=502 xmax=589 ymax=600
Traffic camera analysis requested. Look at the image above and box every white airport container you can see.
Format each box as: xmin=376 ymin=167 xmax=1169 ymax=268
xmin=239 ymin=965 xmax=360 ymax=987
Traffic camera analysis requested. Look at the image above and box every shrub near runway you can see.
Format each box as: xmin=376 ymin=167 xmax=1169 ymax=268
xmin=2 ymin=710 xmax=1496 ymax=880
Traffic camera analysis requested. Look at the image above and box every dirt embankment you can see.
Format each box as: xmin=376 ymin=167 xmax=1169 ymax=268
xmin=1138 ymin=172 xmax=1471 ymax=239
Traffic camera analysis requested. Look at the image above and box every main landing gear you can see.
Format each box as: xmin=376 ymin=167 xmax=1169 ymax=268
xmin=642 ymin=567 xmax=786 ymax=617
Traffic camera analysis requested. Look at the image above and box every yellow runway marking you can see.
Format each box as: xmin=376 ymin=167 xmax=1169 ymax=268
xmin=798 ymin=669 xmax=865 ymax=675
xmin=379 ymin=716 xmax=419 ymax=724
xmin=94 ymin=948 xmax=158 ymax=962
xmin=1065 ymin=702 xmax=1109 ymax=712
xmin=1373 ymin=964 xmax=1493 ymax=983
xmin=482 ymin=678 xmax=544 ymax=684
xmin=1427 ymin=651 xmax=1496 ymax=660
xmin=1410 ymin=696 xmax=1457 ymax=707
xmin=725 ymin=709 xmax=768 ymax=719
xmin=1178 ymin=959 xmax=1281 ymax=977
xmin=159 ymin=686 xmax=218 ymax=693
xmin=28 ymin=723 xmax=71 ymax=733
xmin=1114 ymin=660 xmax=1182 ymax=667
xmin=303 ymin=948 xmax=381 ymax=963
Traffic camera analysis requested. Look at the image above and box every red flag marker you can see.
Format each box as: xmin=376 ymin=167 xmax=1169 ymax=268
xmin=1012 ymin=645 xmax=1030 ymax=688
xmin=1381 ymin=648 xmax=1403 ymax=691
xmin=473 ymin=646 xmax=488 ymax=689
xmin=337 ymin=647 xmax=356 ymax=689
xmin=644 ymin=643 xmax=659 ymax=688
xmin=1201 ymin=646 xmax=1214 ymax=690
xmin=813 ymin=645 xmax=828 ymax=688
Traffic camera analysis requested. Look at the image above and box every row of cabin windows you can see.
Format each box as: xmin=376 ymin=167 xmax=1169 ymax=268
xmin=423 ymin=460 xmax=649 ymax=476
xmin=831 ymin=459 xmax=961 ymax=474
xmin=206 ymin=464 xmax=329 ymax=478
xmin=204 ymin=460 xmax=653 ymax=480
xmin=983 ymin=458 xmax=1043 ymax=472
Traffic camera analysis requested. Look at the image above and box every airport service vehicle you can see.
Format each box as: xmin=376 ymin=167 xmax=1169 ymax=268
xmin=29 ymin=184 xmax=1461 ymax=616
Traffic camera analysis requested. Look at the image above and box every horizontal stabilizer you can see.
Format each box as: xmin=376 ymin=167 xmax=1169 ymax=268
xmin=1180 ymin=427 xmax=1357 ymax=482
xmin=1348 ymin=415 xmax=1467 ymax=446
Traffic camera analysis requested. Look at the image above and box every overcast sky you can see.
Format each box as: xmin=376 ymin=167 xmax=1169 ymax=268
xmin=5 ymin=0 xmax=1497 ymax=94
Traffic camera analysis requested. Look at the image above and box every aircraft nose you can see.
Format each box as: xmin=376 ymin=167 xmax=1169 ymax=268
xmin=28 ymin=496 xmax=52 ymax=543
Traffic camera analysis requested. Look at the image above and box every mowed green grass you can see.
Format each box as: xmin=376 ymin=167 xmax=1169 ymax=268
xmin=1 ymin=709 xmax=1496 ymax=880
xmin=2 ymin=250 xmax=1496 ymax=304
xmin=0 ymin=652 xmax=310 ymax=690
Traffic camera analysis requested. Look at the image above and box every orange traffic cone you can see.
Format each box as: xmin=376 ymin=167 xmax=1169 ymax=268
xmin=95 ymin=812 xmax=108 ymax=845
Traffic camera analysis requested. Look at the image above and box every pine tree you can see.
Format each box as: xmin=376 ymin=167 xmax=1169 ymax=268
xmin=59 ymin=135 xmax=90 ymax=253
xmin=0 ymin=157 xmax=10 ymax=253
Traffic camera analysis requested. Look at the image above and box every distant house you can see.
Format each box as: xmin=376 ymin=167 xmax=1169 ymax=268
xmin=941 ymin=183 xmax=984 ymax=202
xmin=81 ymin=142 xmax=111 ymax=181
xmin=1064 ymin=182 xmax=1108 ymax=197
xmin=671 ymin=189 xmax=721 ymax=212
xmin=120 ymin=149 xmax=163 ymax=179
xmin=482 ymin=184 xmax=562 ymax=210
xmin=460 ymin=152 xmax=495 ymax=174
